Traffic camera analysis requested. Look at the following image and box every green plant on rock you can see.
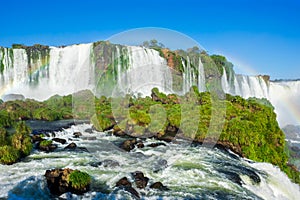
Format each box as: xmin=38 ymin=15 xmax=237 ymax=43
xmin=68 ymin=170 xmax=91 ymax=190
xmin=39 ymin=140 xmax=52 ymax=147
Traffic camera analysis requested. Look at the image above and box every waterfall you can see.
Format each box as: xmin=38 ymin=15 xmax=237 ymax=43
xmin=198 ymin=58 xmax=206 ymax=92
xmin=269 ymin=81 xmax=300 ymax=126
xmin=221 ymin=67 xmax=231 ymax=94
xmin=1 ymin=42 xmax=300 ymax=126
xmin=0 ymin=44 xmax=93 ymax=101
xmin=113 ymin=46 xmax=172 ymax=96
xmin=222 ymin=71 xmax=300 ymax=126
xmin=181 ymin=56 xmax=197 ymax=94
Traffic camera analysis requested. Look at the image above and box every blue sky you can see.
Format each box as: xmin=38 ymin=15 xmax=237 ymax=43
xmin=0 ymin=0 xmax=299 ymax=79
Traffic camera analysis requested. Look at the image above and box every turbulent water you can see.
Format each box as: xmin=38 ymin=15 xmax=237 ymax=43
xmin=0 ymin=123 xmax=299 ymax=200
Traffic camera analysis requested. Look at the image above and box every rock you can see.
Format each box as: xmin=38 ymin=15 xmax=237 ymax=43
xmin=45 ymin=168 xmax=90 ymax=196
xmin=64 ymin=142 xmax=77 ymax=150
xmin=84 ymin=128 xmax=93 ymax=134
xmin=150 ymin=182 xmax=169 ymax=191
xmin=77 ymin=147 xmax=89 ymax=152
xmin=219 ymin=170 xmax=243 ymax=186
xmin=146 ymin=142 xmax=166 ymax=148
xmin=73 ymin=132 xmax=82 ymax=138
xmin=136 ymin=142 xmax=144 ymax=148
xmin=124 ymin=187 xmax=140 ymax=199
xmin=45 ymin=168 xmax=73 ymax=195
xmin=131 ymin=171 xmax=149 ymax=189
xmin=116 ymin=177 xmax=132 ymax=187
xmin=101 ymin=159 xmax=120 ymax=167
xmin=153 ymin=159 xmax=168 ymax=172
xmin=113 ymin=130 xmax=126 ymax=137
xmin=38 ymin=141 xmax=57 ymax=152
xmin=31 ymin=135 xmax=45 ymax=143
xmin=53 ymin=138 xmax=67 ymax=144
xmin=115 ymin=177 xmax=140 ymax=199
xmin=121 ymin=139 xmax=138 ymax=152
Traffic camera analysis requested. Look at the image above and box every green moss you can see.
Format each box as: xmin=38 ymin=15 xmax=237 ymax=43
xmin=68 ymin=170 xmax=91 ymax=190
xmin=39 ymin=140 xmax=52 ymax=147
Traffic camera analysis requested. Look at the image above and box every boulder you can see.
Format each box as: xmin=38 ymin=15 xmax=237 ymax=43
xmin=146 ymin=142 xmax=166 ymax=148
xmin=45 ymin=168 xmax=90 ymax=195
xmin=38 ymin=141 xmax=57 ymax=152
xmin=115 ymin=177 xmax=140 ymax=199
xmin=64 ymin=142 xmax=77 ymax=150
xmin=136 ymin=142 xmax=144 ymax=148
xmin=53 ymin=138 xmax=67 ymax=144
xmin=84 ymin=128 xmax=93 ymax=134
xmin=101 ymin=159 xmax=120 ymax=167
xmin=121 ymin=139 xmax=138 ymax=152
xmin=73 ymin=132 xmax=82 ymax=138
xmin=150 ymin=182 xmax=169 ymax=191
xmin=116 ymin=177 xmax=132 ymax=187
xmin=31 ymin=135 xmax=45 ymax=143
xmin=131 ymin=171 xmax=149 ymax=189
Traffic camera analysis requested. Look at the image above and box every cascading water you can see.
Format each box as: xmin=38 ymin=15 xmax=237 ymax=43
xmin=221 ymin=68 xmax=300 ymax=126
xmin=0 ymin=44 xmax=93 ymax=101
xmin=198 ymin=58 xmax=206 ymax=92
xmin=1 ymin=123 xmax=299 ymax=199
xmin=1 ymin=42 xmax=300 ymax=125
xmin=114 ymin=46 xmax=173 ymax=96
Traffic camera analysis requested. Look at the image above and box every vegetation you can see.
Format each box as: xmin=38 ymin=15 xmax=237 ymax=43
xmin=0 ymin=41 xmax=299 ymax=185
xmin=0 ymin=122 xmax=32 ymax=164
xmin=68 ymin=170 xmax=91 ymax=190
xmin=90 ymin=87 xmax=300 ymax=184
xmin=39 ymin=140 xmax=52 ymax=147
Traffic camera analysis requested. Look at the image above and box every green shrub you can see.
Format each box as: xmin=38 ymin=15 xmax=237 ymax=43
xmin=11 ymin=122 xmax=33 ymax=156
xmin=0 ymin=145 xmax=20 ymax=165
xmin=68 ymin=170 xmax=91 ymax=190
xmin=0 ymin=127 xmax=7 ymax=146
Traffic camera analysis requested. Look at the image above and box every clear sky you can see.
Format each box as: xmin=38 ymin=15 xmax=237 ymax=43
xmin=0 ymin=0 xmax=299 ymax=79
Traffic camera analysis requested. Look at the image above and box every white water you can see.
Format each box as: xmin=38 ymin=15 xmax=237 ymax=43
xmin=113 ymin=46 xmax=173 ymax=96
xmin=0 ymin=44 xmax=93 ymax=101
xmin=1 ymin=43 xmax=299 ymax=126
xmin=1 ymin=124 xmax=299 ymax=199
xmin=221 ymin=69 xmax=300 ymax=127
xmin=198 ymin=58 xmax=206 ymax=92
